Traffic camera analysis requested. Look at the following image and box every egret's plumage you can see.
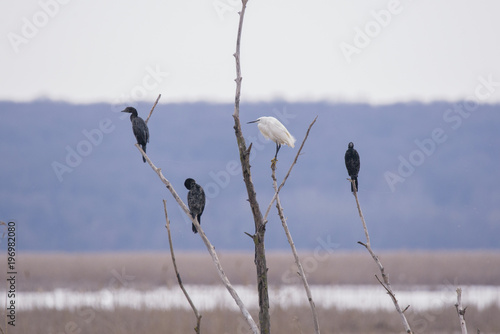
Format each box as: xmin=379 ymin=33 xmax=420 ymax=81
xmin=122 ymin=107 xmax=149 ymax=163
xmin=248 ymin=116 xmax=296 ymax=160
xmin=344 ymin=142 xmax=360 ymax=192
xmin=184 ymin=178 xmax=206 ymax=234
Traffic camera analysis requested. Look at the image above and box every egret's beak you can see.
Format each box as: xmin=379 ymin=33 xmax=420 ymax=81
xmin=247 ymin=120 xmax=259 ymax=124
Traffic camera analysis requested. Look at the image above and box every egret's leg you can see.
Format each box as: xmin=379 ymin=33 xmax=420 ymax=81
xmin=274 ymin=143 xmax=281 ymax=160
xmin=271 ymin=143 xmax=281 ymax=166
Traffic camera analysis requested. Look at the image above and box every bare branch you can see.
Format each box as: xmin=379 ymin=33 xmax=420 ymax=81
xmin=244 ymin=231 xmax=255 ymax=240
xmin=145 ymin=93 xmax=161 ymax=124
xmin=455 ymin=288 xmax=468 ymax=334
xmin=352 ymin=181 xmax=413 ymax=334
xmin=271 ymin=165 xmax=320 ymax=334
xmin=263 ymin=116 xmax=318 ymax=223
xmin=163 ymin=199 xmax=201 ymax=333
xmin=350 ymin=179 xmax=370 ymax=247
xmin=136 ymin=144 xmax=259 ymax=334
xmin=135 ymin=143 xmax=189 ymax=215
xmin=233 ymin=0 xmax=248 ymax=119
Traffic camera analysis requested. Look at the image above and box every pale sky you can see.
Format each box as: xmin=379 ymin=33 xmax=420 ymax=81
xmin=2 ymin=0 xmax=500 ymax=104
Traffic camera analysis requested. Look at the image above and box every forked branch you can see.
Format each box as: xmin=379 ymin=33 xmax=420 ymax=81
xmin=351 ymin=180 xmax=413 ymax=334
xmin=136 ymin=144 xmax=259 ymax=334
xmin=163 ymin=199 xmax=202 ymax=334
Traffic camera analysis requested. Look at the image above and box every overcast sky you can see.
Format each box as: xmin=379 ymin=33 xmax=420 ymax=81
xmin=2 ymin=0 xmax=500 ymax=104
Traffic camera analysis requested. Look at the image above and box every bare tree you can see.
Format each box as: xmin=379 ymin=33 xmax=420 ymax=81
xmin=351 ymin=180 xmax=414 ymax=334
xmin=231 ymin=2 xmax=323 ymax=332
xmin=231 ymin=1 xmax=271 ymax=333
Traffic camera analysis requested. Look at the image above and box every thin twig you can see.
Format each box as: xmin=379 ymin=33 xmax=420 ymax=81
xmin=263 ymin=116 xmax=318 ymax=223
xmin=350 ymin=179 xmax=370 ymax=247
xmin=244 ymin=231 xmax=254 ymax=239
xmin=233 ymin=0 xmax=248 ymax=119
xmin=352 ymin=180 xmax=413 ymax=334
xmin=163 ymin=200 xmax=202 ymax=334
xmin=145 ymin=93 xmax=161 ymax=124
xmin=136 ymin=144 xmax=259 ymax=334
xmin=455 ymin=288 xmax=468 ymax=334
xmin=374 ymin=274 xmax=410 ymax=313
xmin=272 ymin=165 xmax=320 ymax=334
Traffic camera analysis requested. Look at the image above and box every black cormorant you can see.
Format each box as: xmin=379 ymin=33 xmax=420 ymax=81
xmin=184 ymin=178 xmax=206 ymax=234
xmin=344 ymin=142 xmax=360 ymax=192
xmin=122 ymin=107 xmax=149 ymax=162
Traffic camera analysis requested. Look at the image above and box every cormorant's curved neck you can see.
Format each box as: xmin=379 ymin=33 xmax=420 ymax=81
xmin=129 ymin=112 xmax=138 ymax=121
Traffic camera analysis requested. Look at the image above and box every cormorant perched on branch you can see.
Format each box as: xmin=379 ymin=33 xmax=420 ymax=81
xmin=121 ymin=107 xmax=149 ymax=162
xmin=184 ymin=178 xmax=206 ymax=234
xmin=344 ymin=142 xmax=360 ymax=192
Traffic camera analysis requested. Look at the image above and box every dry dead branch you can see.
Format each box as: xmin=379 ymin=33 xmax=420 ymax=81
xmin=163 ymin=199 xmax=202 ymax=334
xmin=135 ymin=143 xmax=259 ymax=334
xmin=351 ymin=180 xmax=413 ymax=334
xmin=271 ymin=164 xmax=320 ymax=334
xmin=145 ymin=93 xmax=161 ymax=124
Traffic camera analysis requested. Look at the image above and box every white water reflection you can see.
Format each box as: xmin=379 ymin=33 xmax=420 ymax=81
xmin=7 ymin=285 xmax=500 ymax=311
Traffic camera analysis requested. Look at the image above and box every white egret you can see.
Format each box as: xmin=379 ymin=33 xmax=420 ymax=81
xmin=248 ymin=116 xmax=296 ymax=161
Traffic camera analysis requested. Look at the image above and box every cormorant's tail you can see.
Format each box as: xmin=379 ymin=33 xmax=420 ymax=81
xmin=351 ymin=177 xmax=358 ymax=192
xmin=192 ymin=215 xmax=201 ymax=234
xmin=142 ymin=144 xmax=147 ymax=163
